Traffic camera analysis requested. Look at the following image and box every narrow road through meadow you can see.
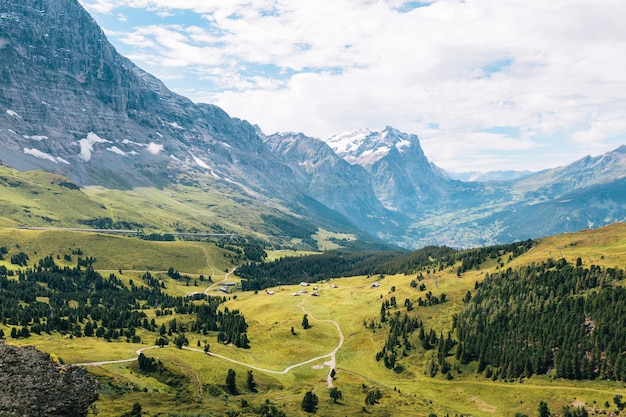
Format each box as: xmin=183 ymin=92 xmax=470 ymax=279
xmin=75 ymin=294 xmax=345 ymax=388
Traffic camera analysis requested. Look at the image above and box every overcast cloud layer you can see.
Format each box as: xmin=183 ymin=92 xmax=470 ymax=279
xmin=79 ymin=0 xmax=626 ymax=172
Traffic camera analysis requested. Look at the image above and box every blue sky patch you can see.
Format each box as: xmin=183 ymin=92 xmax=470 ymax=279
xmin=396 ymin=1 xmax=434 ymax=13
xmin=483 ymin=126 xmax=520 ymax=138
xmin=480 ymin=58 xmax=514 ymax=77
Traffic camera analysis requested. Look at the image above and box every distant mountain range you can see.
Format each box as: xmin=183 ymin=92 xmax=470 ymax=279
xmin=1 ymin=0 xmax=625 ymax=249
xmin=447 ymin=170 xmax=533 ymax=182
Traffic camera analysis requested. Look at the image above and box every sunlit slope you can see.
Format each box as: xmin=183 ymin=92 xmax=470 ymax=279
xmin=2 ymin=223 xmax=624 ymax=416
xmin=511 ymin=221 xmax=626 ymax=269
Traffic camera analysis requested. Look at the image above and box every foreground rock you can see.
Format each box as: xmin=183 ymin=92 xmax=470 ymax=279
xmin=0 ymin=340 xmax=98 ymax=417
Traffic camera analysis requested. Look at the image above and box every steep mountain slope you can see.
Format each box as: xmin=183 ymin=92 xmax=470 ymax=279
xmin=0 ymin=0 xmax=287 ymax=192
xmin=264 ymin=132 xmax=407 ymax=236
xmin=0 ymin=0 xmax=388 ymax=250
xmin=324 ymin=127 xmax=453 ymax=213
xmin=511 ymin=144 xmax=626 ymax=201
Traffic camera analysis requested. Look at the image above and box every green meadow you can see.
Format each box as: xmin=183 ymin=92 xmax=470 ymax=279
xmin=2 ymin=225 xmax=625 ymax=416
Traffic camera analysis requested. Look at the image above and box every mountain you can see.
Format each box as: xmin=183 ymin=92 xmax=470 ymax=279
xmin=324 ymin=127 xmax=452 ymax=214
xmin=448 ymin=170 xmax=533 ymax=182
xmin=0 ymin=0 xmax=286 ymax=191
xmin=1 ymin=0 xmax=625 ymax=250
xmin=405 ymin=146 xmax=626 ymax=247
xmin=511 ymin=144 xmax=626 ymax=200
xmin=263 ymin=131 xmax=407 ymax=237
xmin=0 ymin=0 xmax=389 ymax=250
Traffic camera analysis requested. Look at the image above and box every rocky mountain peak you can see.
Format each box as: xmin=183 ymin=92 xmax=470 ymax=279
xmin=324 ymin=126 xmax=424 ymax=167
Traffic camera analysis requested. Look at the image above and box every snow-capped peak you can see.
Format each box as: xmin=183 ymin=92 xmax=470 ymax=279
xmin=323 ymin=126 xmax=419 ymax=166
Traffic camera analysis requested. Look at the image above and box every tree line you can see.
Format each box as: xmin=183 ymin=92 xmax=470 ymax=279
xmin=0 ymin=256 xmax=250 ymax=348
xmin=235 ymin=240 xmax=534 ymax=291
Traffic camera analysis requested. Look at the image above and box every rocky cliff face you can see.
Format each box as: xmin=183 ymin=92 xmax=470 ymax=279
xmin=0 ymin=0 xmax=294 ymax=194
xmin=0 ymin=340 xmax=98 ymax=417
xmin=264 ymin=132 xmax=407 ymax=236
xmin=324 ymin=127 xmax=453 ymax=214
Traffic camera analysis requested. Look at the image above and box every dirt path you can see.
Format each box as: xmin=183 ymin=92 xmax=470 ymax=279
xmin=74 ymin=346 xmax=161 ymax=367
xmin=201 ymin=266 xmax=237 ymax=295
xmin=74 ymin=295 xmax=345 ymax=389
xmin=297 ymin=298 xmax=345 ymax=388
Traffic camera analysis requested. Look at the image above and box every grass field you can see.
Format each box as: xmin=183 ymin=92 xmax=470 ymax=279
xmin=2 ymin=225 xmax=626 ymax=416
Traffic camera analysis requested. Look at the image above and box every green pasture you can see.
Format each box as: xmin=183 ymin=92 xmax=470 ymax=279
xmin=1 ymin=223 xmax=625 ymax=416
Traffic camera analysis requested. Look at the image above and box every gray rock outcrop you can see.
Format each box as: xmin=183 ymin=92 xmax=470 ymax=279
xmin=0 ymin=340 xmax=99 ymax=417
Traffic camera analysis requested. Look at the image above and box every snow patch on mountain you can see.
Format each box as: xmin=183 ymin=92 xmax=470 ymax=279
xmin=107 ymin=146 xmax=127 ymax=156
xmin=191 ymin=154 xmax=220 ymax=178
xmin=325 ymin=129 xmax=371 ymax=155
xmin=323 ymin=126 xmax=421 ymax=166
xmin=23 ymin=135 xmax=49 ymax=141
xmin=396 ymin=139 xmax=411 ymax=152
xmin=78 ymin=132 xmax=110 ymax=162
xmin=6 ymin=109 xmax=21 ymax=118
xmin=24 ymin=148 xmax=69 ymax=164
xmin=122 ymin=139 xmax=142 ymax=146
xmin=147 ymin=142 xmax=163 ymax=155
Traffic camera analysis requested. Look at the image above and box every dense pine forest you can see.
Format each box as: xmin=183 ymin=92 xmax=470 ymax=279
xmin=236 ymin=240 xmax=535 ymax=290
xmin=0 ymin=255 xmax=249 ymax=348
xmin=371 ymin=255 xmax=626 ymax=384
xmin=454 ymin=260 xmax=626 ymax=381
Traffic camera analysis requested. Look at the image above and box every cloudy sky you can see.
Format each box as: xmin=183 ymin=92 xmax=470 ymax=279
xmin=79 ymin=0 xmax=626 ymax=173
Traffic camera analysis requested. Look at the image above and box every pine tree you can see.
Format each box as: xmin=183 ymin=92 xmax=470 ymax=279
xmin=302 ymin=314 xmax=311 ymax=329
xmin=301 ymin=391 xmax=318 ymax=413
xmin=226 ymin=369 xmax=238 ymax=395
xmin=329 ymin=387 xmax=343 ymax=403
xmin=538 ymin=401 xmax=551 ymax=417
xmin=246 ymin=370 xmax=257 ymax=392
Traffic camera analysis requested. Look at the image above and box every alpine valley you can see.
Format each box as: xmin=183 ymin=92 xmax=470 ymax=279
xmin=1 ymin=2 xmax=626 ymax=417
xmin=1 ymin=0 xmax=625 ymax=250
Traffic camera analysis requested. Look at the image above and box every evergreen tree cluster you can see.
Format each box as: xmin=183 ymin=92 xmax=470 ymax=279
xmin=237 ymin=250 xmax=399 ymax=291
xmin=375 ymin=312 xmax=422 ymax=372
xmin=137 ymin=352 xmax=165 ymax=373
xmin=191 ymin=303 xmax=250 ymax=348
xmin=454 ymin=260 xmax=626 ymax=381
xmin=0 ymin=256 xmax=250 ymax=348
xmin=236 ymin=240 xmax=535 ymax=291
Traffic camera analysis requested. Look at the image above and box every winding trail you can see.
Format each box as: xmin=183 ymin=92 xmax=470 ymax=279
xmin=296 ymin=298 xmax=345 ymax=388
xmin=74 ymin=294 xmax=345 ymax=388
xmin=76 ymin=247 xmax=345 ymax=386
xmin=74 ymin=346 xmax=161 ymax=367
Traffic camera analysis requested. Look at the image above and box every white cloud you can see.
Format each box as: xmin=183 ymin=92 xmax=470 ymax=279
xmin=81 ymin=0 xmax=626 ymax=171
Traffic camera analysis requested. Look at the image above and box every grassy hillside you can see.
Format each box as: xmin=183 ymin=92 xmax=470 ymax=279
xmin=1 ymin=225 xmax=625 ymax=416
xmin=0 ymin=164 xmax=382 ymax=251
